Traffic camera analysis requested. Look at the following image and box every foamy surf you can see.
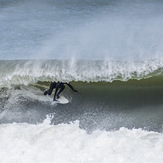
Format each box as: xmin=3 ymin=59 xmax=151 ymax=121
xmin=0 ymin=119 xmax=163 ymax=163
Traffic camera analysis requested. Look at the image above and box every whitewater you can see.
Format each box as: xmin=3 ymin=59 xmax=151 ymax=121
xmin=0 ymin=0 xmax=163 ymax=162
xmin=1 ymin=118 xmax=163 ymax=163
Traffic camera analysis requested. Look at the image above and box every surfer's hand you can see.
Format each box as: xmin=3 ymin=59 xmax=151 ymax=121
xmin=74 ymin=90 xmax=78 ymax=93
xmin=44 ymin=90 xmax=48 ymax=95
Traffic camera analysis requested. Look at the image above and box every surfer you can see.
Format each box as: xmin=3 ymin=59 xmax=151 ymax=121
xmin=44 ymin=81 xmax=78 ymax=101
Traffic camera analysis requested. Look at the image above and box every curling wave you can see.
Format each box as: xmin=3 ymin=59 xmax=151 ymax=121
xmin=0 ymin=59 xmax=163 ymax=87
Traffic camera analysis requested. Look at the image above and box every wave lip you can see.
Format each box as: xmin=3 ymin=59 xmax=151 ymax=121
xmin=0 ymin=59 xmax=163 ymax=86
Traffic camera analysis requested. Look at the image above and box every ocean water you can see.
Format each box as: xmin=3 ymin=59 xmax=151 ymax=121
xmin=0 ymin=0 xmax=163 ymax=162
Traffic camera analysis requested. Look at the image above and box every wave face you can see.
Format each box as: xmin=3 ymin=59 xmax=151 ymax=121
xmin=0 ymin=60 xmax=163 ymax=133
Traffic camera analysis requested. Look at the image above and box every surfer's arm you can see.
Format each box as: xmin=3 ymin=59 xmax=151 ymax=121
xmin=66 ymin=83 xmax=78 ymax=92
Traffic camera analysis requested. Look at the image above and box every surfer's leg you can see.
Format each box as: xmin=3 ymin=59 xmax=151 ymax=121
xmin=53 ymin=87 xmax=59 ymax=101
xmin=57 ymin=85 xmax=65 ymax=98
xmin=48 ymin=82 xmax=55 ymax=95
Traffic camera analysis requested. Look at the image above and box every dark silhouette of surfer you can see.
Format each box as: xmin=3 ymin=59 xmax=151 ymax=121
xmin=44 ymin=81 xmax=78 ymax=101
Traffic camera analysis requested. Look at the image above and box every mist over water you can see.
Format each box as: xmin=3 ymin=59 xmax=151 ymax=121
xmin=0 ymin=0 xmax=163 ymax=60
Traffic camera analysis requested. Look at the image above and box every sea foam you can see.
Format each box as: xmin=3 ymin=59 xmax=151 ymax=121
xmin=0 ymin=120 xmax=163 ymax=163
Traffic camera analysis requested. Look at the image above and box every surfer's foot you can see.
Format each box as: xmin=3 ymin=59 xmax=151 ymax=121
xmin=53 ymin=99 xmax=57 ymax=101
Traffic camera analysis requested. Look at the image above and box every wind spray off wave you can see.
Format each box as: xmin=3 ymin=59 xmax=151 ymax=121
xmin=0 ymin=0 xmax=163 ymax=60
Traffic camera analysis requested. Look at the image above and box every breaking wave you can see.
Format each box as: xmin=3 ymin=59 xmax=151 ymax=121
xmin=0 ymin=59 xmax=163 ymax=87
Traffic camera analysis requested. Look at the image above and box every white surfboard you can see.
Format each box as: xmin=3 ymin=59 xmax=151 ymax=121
xmin=47 ymin=95 xmax=69 ymax=105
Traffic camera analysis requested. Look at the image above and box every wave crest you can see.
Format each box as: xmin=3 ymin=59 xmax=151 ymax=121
xmin=0 ymin=59 xmax=163 ymax=86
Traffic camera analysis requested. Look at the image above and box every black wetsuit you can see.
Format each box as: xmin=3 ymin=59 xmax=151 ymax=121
xmin=44 ymin=82 xmax=77 ymax=101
